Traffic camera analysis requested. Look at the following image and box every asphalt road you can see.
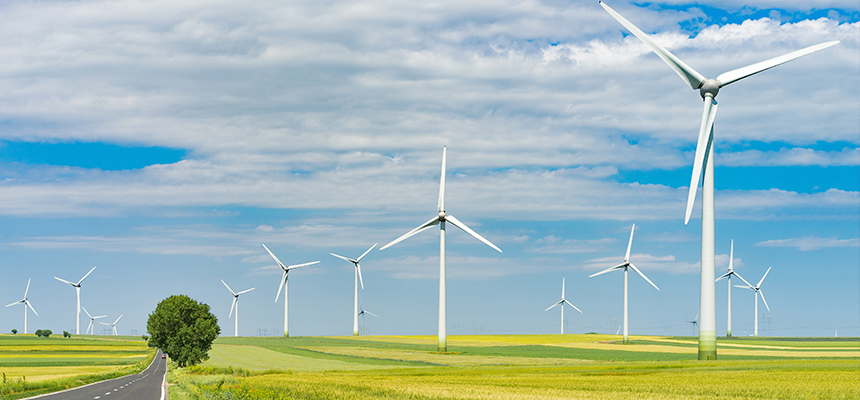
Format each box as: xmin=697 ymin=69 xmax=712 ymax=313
xmin=25 ymin=349 xmax=168 ymax=400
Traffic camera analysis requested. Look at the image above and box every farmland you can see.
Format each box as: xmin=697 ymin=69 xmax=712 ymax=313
xmin=170 ymin=334 xmax=860 ymax=399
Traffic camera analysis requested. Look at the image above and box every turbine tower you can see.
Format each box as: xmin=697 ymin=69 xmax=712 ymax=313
xmin=82 ymin=306 xmax=106 ymax=335
xmin=5 ymin=279 xmax=37 ymax=334
xmin=589 ymin=224 xmax=660 ymax=343
xmin=544 ymin=278 xmax=582 ymax=334
xmin=262 ymin=244 xmax=319 ymax=337
xmin=380 ymin=146 xmax=502 ymax=353
xmin=599 ymin=1 xmax=837 ymax=360
xmin=54 ymin=266 xmax=96 ymax=335
xmin=715 ymin=240 xmax=752 ymax=337
xmin=221 ymin=279 xmax=255 ymax=337
xmin=736 ymin=267 xmax=772 ymax=337
xmin=100 ymin=314 xmax=123 ymax=336
xmin=330 ymin=243 xmax=377 ymax=336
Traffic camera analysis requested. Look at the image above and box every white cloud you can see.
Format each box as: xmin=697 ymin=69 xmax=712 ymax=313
xmin=756 ymin=236 xmax=860 ymax=251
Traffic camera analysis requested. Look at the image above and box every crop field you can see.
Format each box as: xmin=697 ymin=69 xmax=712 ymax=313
xmin=169 ymin=334 xmax=860 ymax=399
xmin=0 ymin=334 xmax=155 ymax=400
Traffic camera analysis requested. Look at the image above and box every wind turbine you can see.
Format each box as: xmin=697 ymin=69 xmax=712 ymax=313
xmin=380 ymin=146 xmax=502 ymax=353
xmin=357 ymin=302 xmax=379 ymax=336
xmin=686 ymin=312 xmax=699 ymax=336
xmin=82 ymin=306 xmax=106 ymax=335
xmin=545 ymin=278 xmax=582 ymax=334
xmin=99 ymin=314 xmax=123 ymax=336
xmin=262 ymin=244 xmax=319 ymax=337
xmin=54 ymin=266 xmax=96 ymax=335
xmin=599 ymin=1 xmax=837 ymax=360
xmin=330 ymin=243 xmax=377 ymax=336
xmin=221 ymin=279 xmax=255 ymax=337
xmin=715 ymin=240 xmax=753 ymax=337
xmin=736 ymin=267 xmax=772 ymax=337
xmin=589 ymin=223 xmax=659 ymax=343
xmin=5 ymin=279 xmax=37 ymax=334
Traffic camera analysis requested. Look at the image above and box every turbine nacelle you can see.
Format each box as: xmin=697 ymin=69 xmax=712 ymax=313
xmin=438 ymin=211 xmax=447 ymax=220
xmin=699 ymin=79 xmax=720 ymax=99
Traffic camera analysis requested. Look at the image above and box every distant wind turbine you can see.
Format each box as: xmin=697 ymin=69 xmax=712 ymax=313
xmin=221 ymin=279 xmax=255 ymax=337
xmin=82 ymin=306 xmax=107 ymax=335
xmin=380 ymin=146 xmax=502 ymax=353
xmin=54 ymin=266 xmax=96 ymax=335
xmin=262 ymin=244 xmax=319 ymax=337
xmin=589 ymin=224 xmax=659 ymax=343
xmin=5 ymin=279 xmax=37 ymax=334
xmin=686 ymin=312 xmax=699 ymax=336
xmin=331 ymin=243 xmax=377 ymax=336
xmin=100 ymin=314 xmax=123 ymax=336
xmin=599 ymin=0 xmax=837 ymax=360
xmin=715 ymin=240 xmax=752 ymax=337
xmin=357 ymin=301 xmax=379 ymax=336
xmin=544 ymin=278 xmax=582 ymax=334
xmin=736 ymin=267 xmax=772 ymax=337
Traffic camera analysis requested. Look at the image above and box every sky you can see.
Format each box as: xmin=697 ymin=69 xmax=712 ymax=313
xmin=0 ymin=0 xmax=857 ymax=339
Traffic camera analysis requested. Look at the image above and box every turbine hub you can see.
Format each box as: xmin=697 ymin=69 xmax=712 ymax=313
xmin=438 ymin=211 xmax=447 ymax=220
xmin=699 ymin=78 xmax=720 ymax=99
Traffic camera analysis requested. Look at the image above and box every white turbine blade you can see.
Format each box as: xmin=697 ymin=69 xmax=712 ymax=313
xmin=561 ymin=278 xmax=566 ymax=299
xmin=77 ymin=266 xmax=97 ymax=285
xmin=728 ymin=240 xmax=734 ymax=272
xmin=589 ymin=263 xmax=627 ymax=278
xmin=94 ymin=315 xmax=107 ymax=319
xmin=221 ymin=279 xmax=237 ymax=296
xmin=715 ymin=271 xmax=732 ymax=282
xmin=685 ymin=96 xmax=718 ymax=225
xmin=262 ymin=244 xmax=287 ymax=270
xmin=599 ymin=1 xmax=706 ymax=89
xmin=734 ymin=272 xmax=754 ymax=288
xmin=717 ymin=41 xmax=839 ymax=87
xmin=563 ymin=299 xmax=583 ymax=313
xmin=330 ymin=253 xmax=354 ymax=263
xmin=545 ymin=301 xmax=562 ymax=312
xmin=99 ymin=322 xmax=111 ymax=326
xmin=5 ymin=301 xmax=21 ymax=308
xmin=275 ymin=270 xmax=287 ymax=303
xmin=438 ymin=146 xmax=447 ymax=212
xmin=356 ymin=243 xmax=378 ymax=262
xmin=82 ymin=306 xmax=93 ymax=319
xmin=113 ymin=314 xmax=123 ymax=325
xmin=229 ymin=297 xmax=237 ymax=318
xmin=24 ymin=278 xmax=31 ymax=298
xmin=757 ymin=267 xmax=772 ymax=288
xmin=357 ymin=264 xmax=364 ymax=290
xmin=758 ymin=289 xmax=771 ymax=312
xmin=379 ymin=216 xmax=440 ymax=250
xmin=624 ymin=223 xmax=635 ymax=262
xmin=735 ymin=284 xmax=755 ymax=290
xmin=628 ymin=263 xmax=660 ymax=291
xmin=54 ymin=277 xmax=76 ymax=287
xmin=237 ymin=288 xmax=255 ymax=295
xmin=286 ymin=260 xmax=320 ymax=270
xmin=445 ymin=214 xmax=502 ymax=253
xmin=25 ymin=300 xmax=37 ymax=316
xmin=364 ymin=310 xmax=379 ymax=318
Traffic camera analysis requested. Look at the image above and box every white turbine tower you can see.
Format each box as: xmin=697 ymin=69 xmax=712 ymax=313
xmin=100 ymin=314 xmax=123 ymax=336
xmin=380 ymin=146 xmax=502 ymax=353
xmin=82 ymin=306 xmax=106 ymax=335
xmin=589 ymin=224 xmax=659 ymax=343
xmin=221 ymin=279 xmax=255 ymax=337
xmin=5 ymin=279 xmax=37 ymax=334
xmin=715 ymin=240 xmax=752 ymax=337
xmin=544 ymin=278 xmax=583 ymax=334
xmin=262 ymin=244 xmax=319 ymax=337
xmin=54 ymin=266 xmax=96 ymax=335
xmin=331 ymin=243 xmax=377 ymax=336
xmin=736 ymin=267 xmax=772 ymax=337
xmin=599 ymin=1 xmax=837 ymax=360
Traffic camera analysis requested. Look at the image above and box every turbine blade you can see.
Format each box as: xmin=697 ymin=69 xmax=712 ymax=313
xmin=5 ymin=301 xmax=21 ymax=308
xmin=24 ymin=278 xmax=31 ymax=298
xmin=237 ymin=288 xmax=255 ymax=295
xmin=229 ymin=297 xmax=237 ymax=318
xmin=715 ymin=271 xmax=732 ymax=282
xmin=624 ymin=223 xmax=635 ymax=262
xmin=729 ymin=240 xmax=734 ymax=272
xmin=545 ymin=301 xmax=562 ymax=311
xmin=629 ymin=263 xmax=660 ymax=291
xmin=758 ymin=289 xmax=770 ymax=312
xmin=561 ymin=277 xmax=565 ymax=299
xmin=757 ymin=267 xmax=772 ymax=288
xmin=114 ymin=314 xmax=123 ymax=324
xmin=685 ymin=96 xmax=718 ymax=225
xmin=734 ymin=272 xmax=754 ymax=288
xmin=356 ymin=243 xmax=378 ymax=262
xmin=275 ymin=270 xmax=287 ymax=303
xmin=365 ymin=310 xmax=379 ymax=318
xmin=438 ymin=146 xmax=447 ymax=212
xmin=564 ymin=299 xmax=583 ymax=313
xmin=99 ymin=322 xmax=111 ymax=326
xmin=445 ymin=214 xmax=502 ymax=253
xmin=54 ymin=277 xmax=76 ymax=286
xmin=379 ymin=216 xmax=440 ymax=250
xmin=716 ymin=41 xmax=839 ymax=87
xmin=735 ymin=284 xmax=755 ymax=290
xmin=330 ymin=253 xmax=354 ymax=263
xmin=357 ymin=264 xmax=364 ymax=290
xmin=77 ymin=266 xmax=97 ymax=285
xmin=599 ymin=1 xmax=706 ymax=89
xmin=589 ymin=263 xmax=627 ymax=278
xmin=262 ymin=244 xmax=287 ymax=270
xmin=82 ymin=306 xmax=93 ymax=319
xmin=286 ymin=261 xmax=320 ymax=270
xmin=26 ymin=300 xmax=38 ymax=316
xmin=221 ymin=279 xmax=237 ymax=296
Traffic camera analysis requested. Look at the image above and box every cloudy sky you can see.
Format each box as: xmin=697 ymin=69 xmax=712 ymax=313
xmin=1 ymin=0 xmax=857 ymax=339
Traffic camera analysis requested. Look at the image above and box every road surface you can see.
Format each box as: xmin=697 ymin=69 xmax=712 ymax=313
xmin=25 ymin=349 xmax=168 ymax=400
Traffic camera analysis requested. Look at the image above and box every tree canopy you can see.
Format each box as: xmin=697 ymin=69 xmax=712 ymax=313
xmin=146 ymin=294 xmax=220 ymax=367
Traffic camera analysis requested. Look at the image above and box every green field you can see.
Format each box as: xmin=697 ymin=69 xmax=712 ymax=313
xmin=0 ymin=334 xmax=155 ymax=400
xmin=170 ymin=334 xmax=860 ymax=399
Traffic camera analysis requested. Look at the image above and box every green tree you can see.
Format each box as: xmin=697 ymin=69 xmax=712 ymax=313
xmin=11 ymin=329 xmax=16 ymax=334
xmin=146 ymin=294 xmax=220 ymax=367
xmin=34 ymin=329 xmax=52 ymax=338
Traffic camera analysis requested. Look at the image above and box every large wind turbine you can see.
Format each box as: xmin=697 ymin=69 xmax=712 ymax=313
xmin=221 ymin=279 xmax=255 ymax=337
xmin=380 ymin=146 xmax=502 ymax=353
xmin=599 ymin=1 xmax=837 ymax=360
xmin=736 ymin=267 xmax=772 ymax=337
xmin=82 ymin=306 xmax=106 ymax=335
xmin=331 ymin=243 xmax=377 ymax=336
xmin=589 ymin=224 xmax=659 ymax=343
xmin=544 ymin=278 xmax=582 ymax=334
xmin=5 ymin=279 xmax=37 ymax=334
xmin=262 ymin=244 xmax=319 ymax=337
xmin=54 ymin=266 xmax=96 ymax=335
xmin=716 ymin=240 xmax=753 ymax=337
xmin=100 ymin=314 xmax=123 ymax=336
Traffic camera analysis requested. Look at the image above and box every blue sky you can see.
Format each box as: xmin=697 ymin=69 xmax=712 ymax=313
xmin=0 ymin=0 xmax=857 ymax=339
